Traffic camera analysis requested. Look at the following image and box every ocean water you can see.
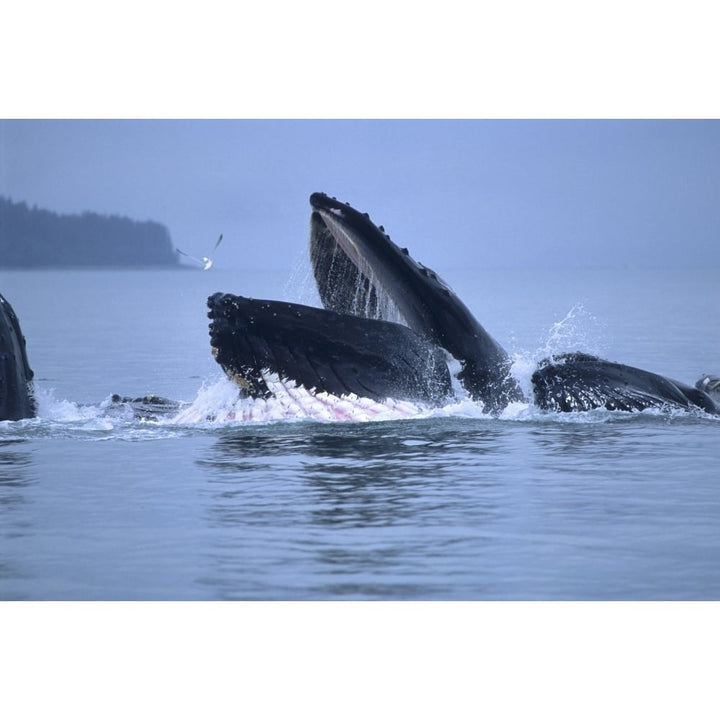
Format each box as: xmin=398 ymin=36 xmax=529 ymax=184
xmin=0 ymin=265 xmax=718 ymax=600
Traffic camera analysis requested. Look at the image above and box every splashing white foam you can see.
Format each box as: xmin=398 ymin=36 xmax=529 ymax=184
xmin=167 ymin=303 xmax=610 ymax=427
xmin=509 ymin=303 xmax=608 ymax=401
xmin=35 ymin=388 xmax=105 ymax=422
xmin=17 ymin=387 xmax=120 ymax=433
xmin=541 ymin=303 xmax=607 ymax=358
xmin=168 ymin=375 xmax=423 ymax=425
xmin=16 ymin=299 xmax=708 ymax=434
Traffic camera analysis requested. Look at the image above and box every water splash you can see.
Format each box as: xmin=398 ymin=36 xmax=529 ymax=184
xmin=36 ymin=388 xmax=110 ymax=424
xmin=541 ymin=303 xmax=607 ymax=358
xmin=283 ymin=252 xmax=320 ymax=306
xmin=510 ymin=303 xmax=608 ymax=401
xmin=3 ymin=377 xmax=714 ymax=440
xmin=3 ymin=299 xmax=713 ymax=438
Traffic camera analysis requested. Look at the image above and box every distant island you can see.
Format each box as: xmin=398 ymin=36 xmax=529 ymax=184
xmin=0 ymin=196 xmax=180 ymax=268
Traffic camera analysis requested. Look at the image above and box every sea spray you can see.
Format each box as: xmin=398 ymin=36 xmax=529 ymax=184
xmin=510 ymin=303 xmax=608 ymax=400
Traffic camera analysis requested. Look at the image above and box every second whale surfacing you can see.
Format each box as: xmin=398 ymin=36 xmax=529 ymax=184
xmin=207 ymin=192 xmax=719 ymax=418
xmin=0 ymin=292 xmax=36 ymax=421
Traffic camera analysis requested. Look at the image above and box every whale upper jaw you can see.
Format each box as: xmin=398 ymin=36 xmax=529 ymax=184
xmin=309 ymin=192 xmax=458 ymax=329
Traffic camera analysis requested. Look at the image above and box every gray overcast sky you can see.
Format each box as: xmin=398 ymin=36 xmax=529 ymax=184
xmin=2 ymin=119 xmax=719 ymax=271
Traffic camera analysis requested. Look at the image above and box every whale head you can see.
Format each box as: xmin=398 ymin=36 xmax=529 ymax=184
xmin=696 ymin=374 xmax=720 ymax=402
xmin=309 ymin=192 xmax=523 ymax=411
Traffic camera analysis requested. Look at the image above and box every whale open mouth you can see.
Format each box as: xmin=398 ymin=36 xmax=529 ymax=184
xmin=204 ymin=193 xmax=720 ymax=417
xmin=206 ymin=193 xmax=524 ymax=413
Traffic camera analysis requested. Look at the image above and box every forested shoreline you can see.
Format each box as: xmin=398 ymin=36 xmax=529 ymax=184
xmin=0 ymin=196 xmax=179 ymax=267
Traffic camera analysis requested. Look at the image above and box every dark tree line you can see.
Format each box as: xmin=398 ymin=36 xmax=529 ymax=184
xmin=0 ymin=196 xmax=180 ymax=268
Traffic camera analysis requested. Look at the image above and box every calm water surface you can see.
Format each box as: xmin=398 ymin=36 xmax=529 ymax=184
xmin=1 ymin=266 xmax=718 ymax=599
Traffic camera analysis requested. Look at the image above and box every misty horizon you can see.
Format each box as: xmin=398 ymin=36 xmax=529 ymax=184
xmin=2 ymin=120 xmax=718 ymax=272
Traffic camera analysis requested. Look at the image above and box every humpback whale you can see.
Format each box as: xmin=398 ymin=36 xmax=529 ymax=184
xmin=208 ymin=192 xmax=719 ymax=417
xmin=0 ymin=293 xmax=36 ymax=421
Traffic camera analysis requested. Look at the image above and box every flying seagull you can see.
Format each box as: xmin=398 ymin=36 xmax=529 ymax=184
xmin=177 ymin=234 xmax=224 ymax=270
